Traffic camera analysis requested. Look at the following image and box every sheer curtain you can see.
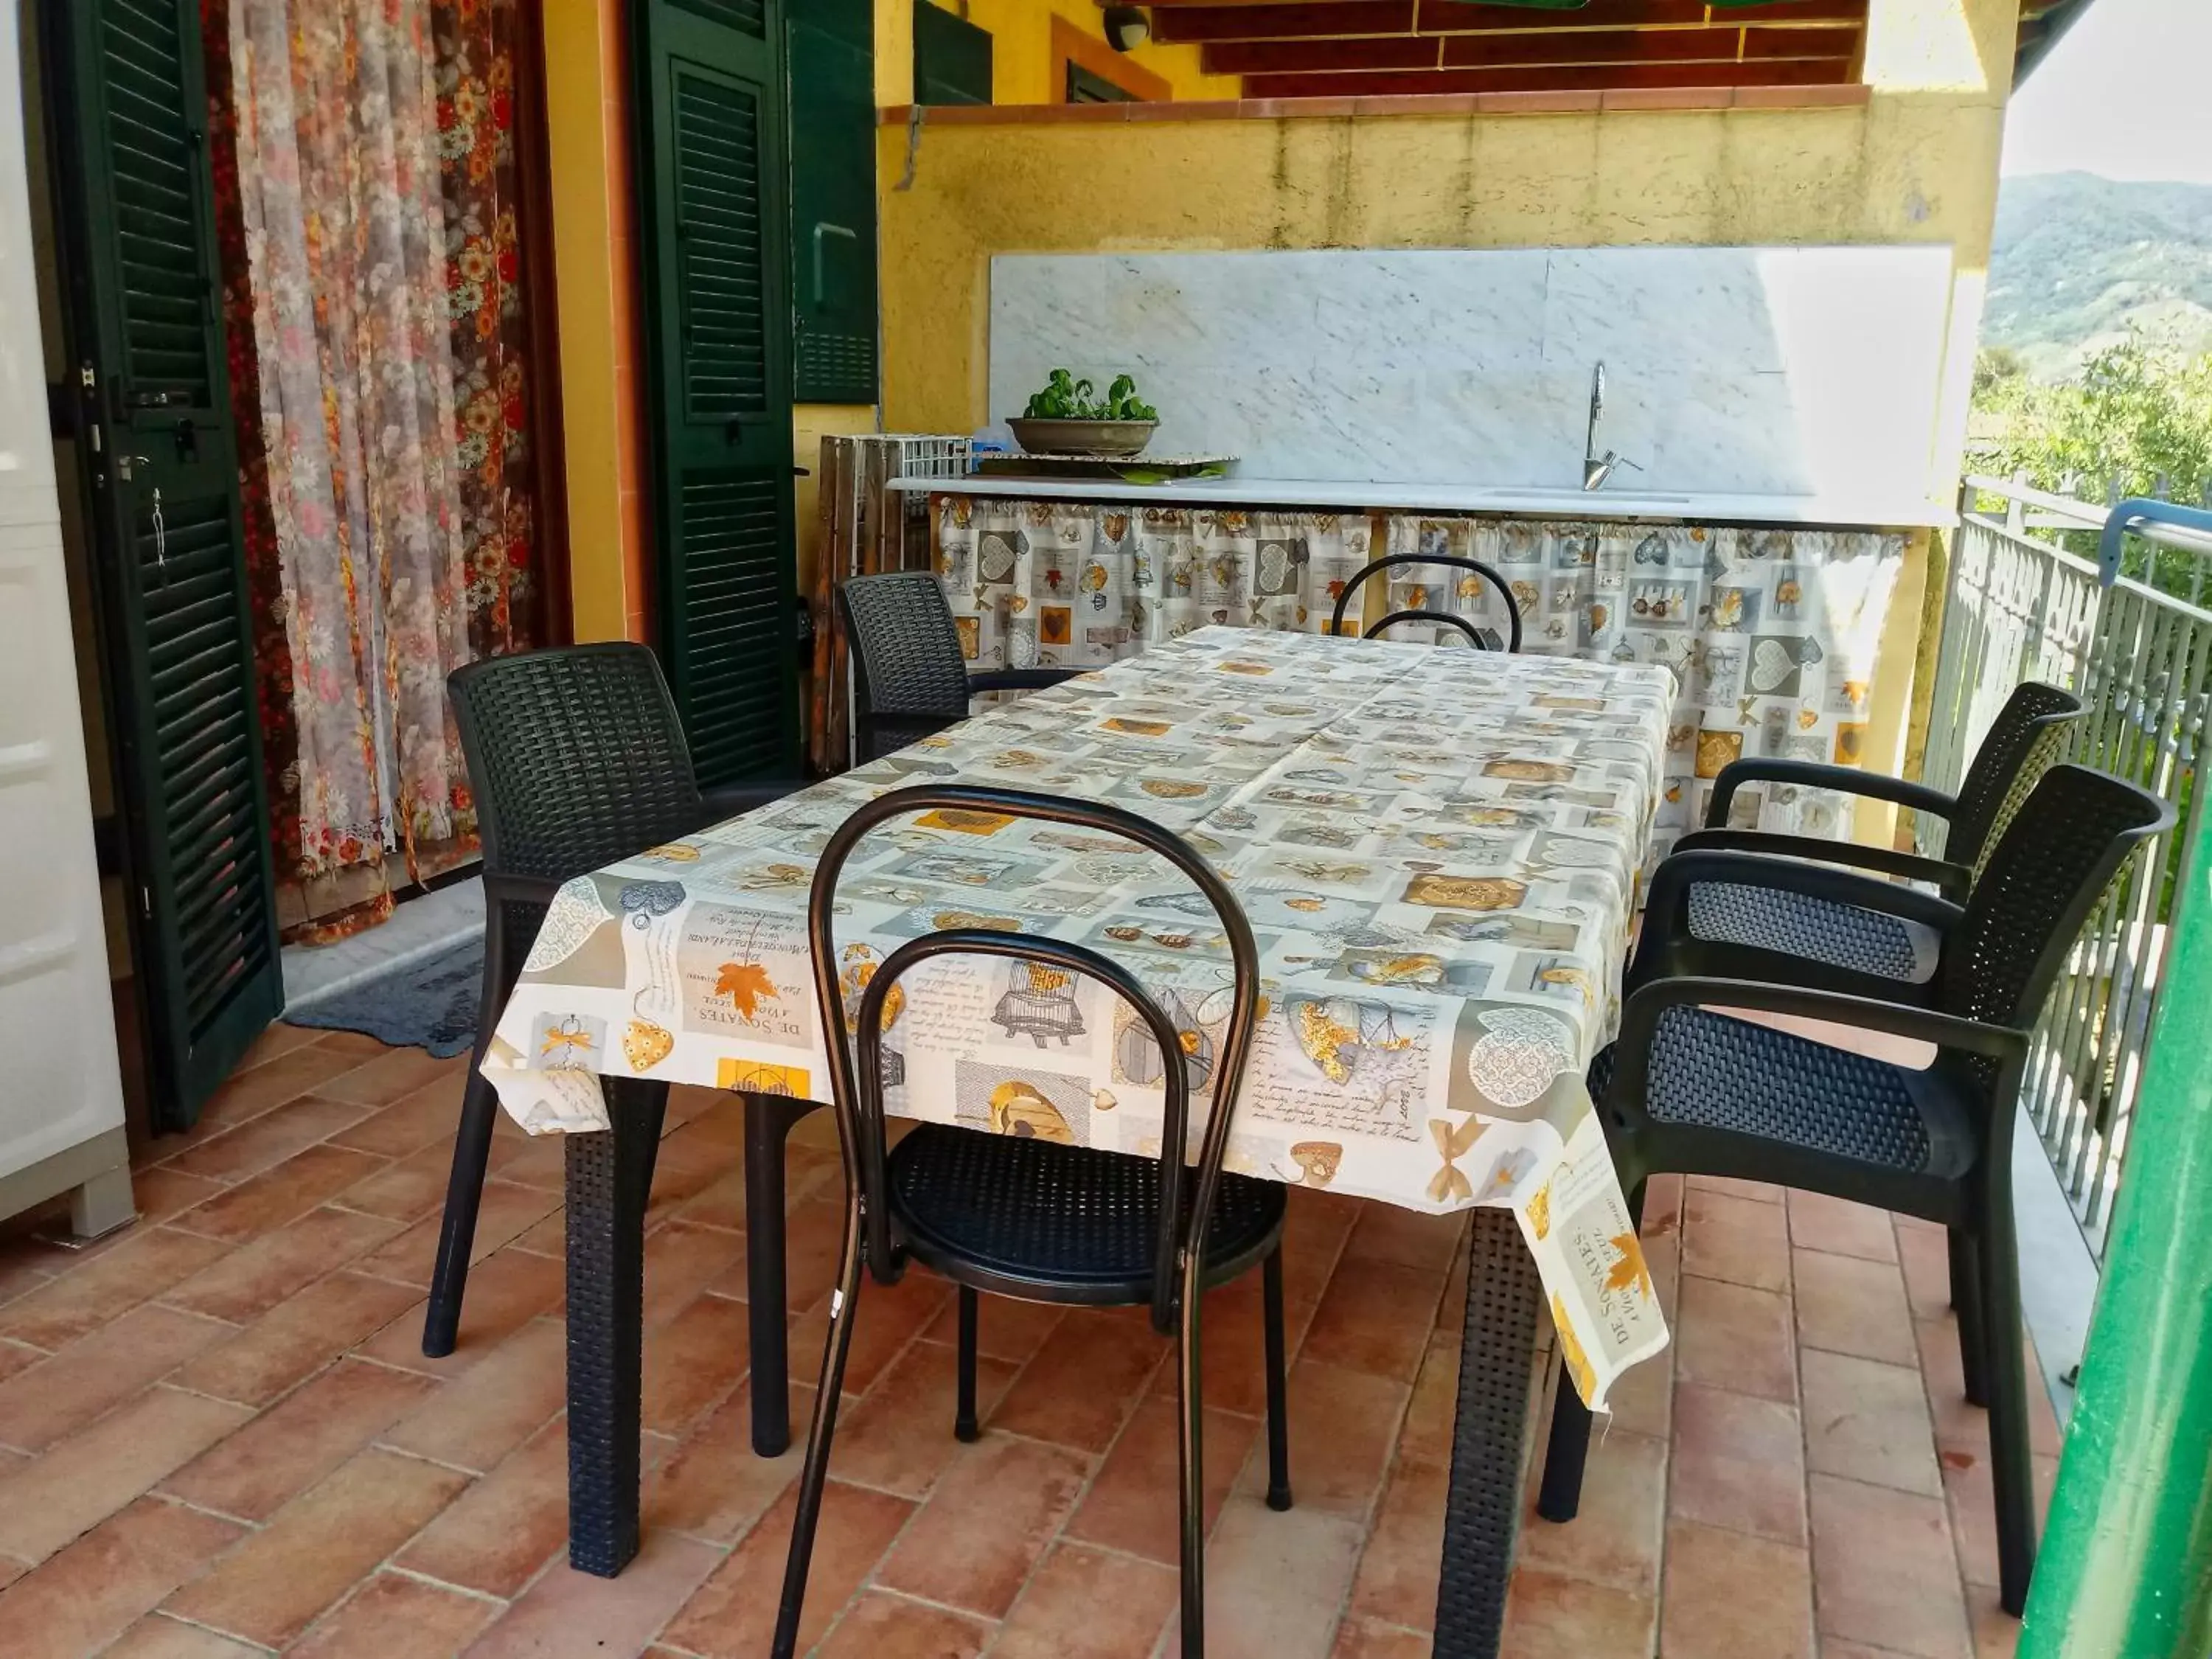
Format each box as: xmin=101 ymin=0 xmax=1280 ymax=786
xmin=215 ymin=0 xmax=484 ymax=939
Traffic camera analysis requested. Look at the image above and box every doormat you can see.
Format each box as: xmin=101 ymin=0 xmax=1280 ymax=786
xmin=285 ymin=936 xmax=482 ymax=1060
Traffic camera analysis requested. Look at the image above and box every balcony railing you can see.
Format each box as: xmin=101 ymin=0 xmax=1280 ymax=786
xmin=1919 ymin=478 xmax=2212 ymax=1262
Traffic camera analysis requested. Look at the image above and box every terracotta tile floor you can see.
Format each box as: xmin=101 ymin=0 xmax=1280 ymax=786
xmin=0 ymin=1025 xmax=2057 ymax=1658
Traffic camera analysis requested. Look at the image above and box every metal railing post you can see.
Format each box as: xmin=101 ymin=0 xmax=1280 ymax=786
xmin=2020 ymin=806 xmax=2212 ymax=1658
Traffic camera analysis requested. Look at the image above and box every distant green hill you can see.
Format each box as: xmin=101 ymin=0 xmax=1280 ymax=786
xmin=1984 ymin=172 xmax=2212 ymax=378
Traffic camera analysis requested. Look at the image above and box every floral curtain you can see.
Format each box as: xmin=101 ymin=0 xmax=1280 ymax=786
xmin=207 ymin=0 xmax=544 ymax=941
xmin=433 ymin=0 xmax=539 ymax=659
xmin=936 ymin=497 xmax=1905 ymax=872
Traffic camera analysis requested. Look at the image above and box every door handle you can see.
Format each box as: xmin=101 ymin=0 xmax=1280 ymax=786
xmin=724 ymin=415 xmax=744 ymax=444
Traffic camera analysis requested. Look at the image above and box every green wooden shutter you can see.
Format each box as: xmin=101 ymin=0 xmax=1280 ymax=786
xmin=787 ymin=0 xmax=877 ymax=405
xmin=913 ymin=3 xmax=992 ymax=105
xmin=636 ymin=0 xmax=803 ymax=786
xmin=44 ymin=0 xmax=283 ymax=1130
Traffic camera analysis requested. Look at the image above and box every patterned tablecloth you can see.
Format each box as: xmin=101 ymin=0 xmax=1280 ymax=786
xmin=482 ymin=628 xmax=1672 ymax=1407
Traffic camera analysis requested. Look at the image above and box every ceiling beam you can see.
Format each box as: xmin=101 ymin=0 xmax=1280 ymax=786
xmin=1152 ymin=0 xmax=1867 ymax=45
xmin=1206 ymin=23 xmax=1860 ymax=72
xmin=1418 ymin=0 xmax=1863 ymax=27
xmin=1443 ymin=21 xmax=1860 ymax=62
xmin=1204 ymin=35 xmax=1446 ymax=72
xmin=1239 ymin=55 xmax=1853 ymax=96
xmin=1151 ymin=2 xmax=1418 ymax=44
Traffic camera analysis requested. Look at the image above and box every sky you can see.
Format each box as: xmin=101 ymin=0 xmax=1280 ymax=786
xmin=2001 ymin=0 xmax=2212 ymax=182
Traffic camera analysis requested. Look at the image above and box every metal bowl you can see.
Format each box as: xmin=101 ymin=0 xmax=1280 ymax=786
xmin=1006 ymin=417 xmax=1158 ymax=459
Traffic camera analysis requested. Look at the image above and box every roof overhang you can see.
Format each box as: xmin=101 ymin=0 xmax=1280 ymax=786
xmin=1130 ymin=0 xmax=2096 ymax=100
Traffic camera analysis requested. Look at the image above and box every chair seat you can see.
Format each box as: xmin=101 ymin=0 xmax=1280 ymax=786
xmin=1686 ymin=881 xmax=1933 ymax=983
xmin=888 ymin=1126 xmax=1287 ymax=1293
xmin=1591 ymin=1006 xmax=1976 ymax=1178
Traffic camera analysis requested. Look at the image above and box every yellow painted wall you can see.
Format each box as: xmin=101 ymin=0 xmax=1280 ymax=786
xmin=543 ymin=0 xmax=650 ymax=644
xmin=873 ymin=0 xmax=2023 ymax=827
xmin=877 ymin=0 xmax=1238 ymax=107
xmin=875 ymin=101 xmax=2012 ymax=465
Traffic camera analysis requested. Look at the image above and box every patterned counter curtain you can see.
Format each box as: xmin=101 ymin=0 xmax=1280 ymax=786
xmin=937 ymin=497 xmax=1377 ymax=667
xmin=1382 ymin=519 xmax=1905 ymax=864
xmin=937 ymin=498 xmax=1905 ymax=870
xmin=208 ymin=0 xmax=545 ymax=942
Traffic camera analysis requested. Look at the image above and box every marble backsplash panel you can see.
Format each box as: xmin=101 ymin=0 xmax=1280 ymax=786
xmin=987 ymin=246 xmax=1955 ymax=501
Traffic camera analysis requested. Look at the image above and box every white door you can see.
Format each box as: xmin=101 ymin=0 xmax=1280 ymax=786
xmin=0 ymin=4 xmax=131 ymax=1222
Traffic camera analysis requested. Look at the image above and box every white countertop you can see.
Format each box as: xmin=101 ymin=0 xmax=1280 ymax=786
xmin=889 ymin=472 xmax=1952 ymax=529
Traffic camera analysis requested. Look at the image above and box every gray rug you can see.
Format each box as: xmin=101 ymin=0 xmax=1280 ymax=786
xmin=285 ymin=935 xmax=484 ymax=1059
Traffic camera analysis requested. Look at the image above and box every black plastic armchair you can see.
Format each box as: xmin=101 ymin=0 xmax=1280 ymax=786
xmin=1643 ymin=681 xmax=2085 ymax=998
xmin=1329 ymin=553 xmax=1523 ymax=652
xmin=428 ymin=644 xmax=801 ymax=1356
xmin=775 ymin=786 xmax=1290 ymax=1659
xmin=1538 ymin=763 xmax=2171 ymax=1618
xmin=837 ymin=571 xmax=1084 ymax=762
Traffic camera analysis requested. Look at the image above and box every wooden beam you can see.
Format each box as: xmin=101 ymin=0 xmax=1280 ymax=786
xmin=1239 ymin=55 xmax=1854 ymax=95
xmin=1418 ymin=0 xmax=1864 ymax=27
xmin=1152 ymin=0 xmax=1866 ymax=44
xmin=1436 ymin=22 xmax=1860 ymax=63
xmin=1151 ymin=2 xmax=1417 ymax=45
xmin=1205 ymin=35 xmax=1445 ymax=72
xmin=1207 ymin=24 xmax=1861 ymax=73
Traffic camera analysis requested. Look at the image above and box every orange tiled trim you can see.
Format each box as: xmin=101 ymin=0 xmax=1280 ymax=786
xmin=876 ymin=84 xmax=1871 ymax=125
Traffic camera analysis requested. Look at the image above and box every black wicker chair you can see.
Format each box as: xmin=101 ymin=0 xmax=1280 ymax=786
xmin=1642 ymin=682 xmax=2085 ymax=998
xmin=1329 ymin=553 xmax=1523 ymax=652
xmin=428 ymin=644 xmax=800 ymax=1356
xmin=1537 ymin=763 xmax=2171 ymax=1618
xmin=775 ymin=786 xmax=1288 ymax=1659
xmin=837 ymin=571 xmax=1085 ymax=762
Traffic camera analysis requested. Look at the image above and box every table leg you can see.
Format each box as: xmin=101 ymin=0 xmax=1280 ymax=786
xmin=744 ymin=1093 xmax=815 ymax=1458
xmin=566 ymin=1079 xmax=667 ymax=1578
xmin=1431 ymin=1207 xmax=1546 ymax=1658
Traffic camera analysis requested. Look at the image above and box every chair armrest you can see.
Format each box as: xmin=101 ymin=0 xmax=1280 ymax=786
xmin=1668 ymin=828 xmax=1975 ymax=902
xmin=1646 ymin=849 xmax=1966 ymax=936
xmin=1706 ymin=758 xmax=1958 ymax=830
xmin=968 ymin=667 xmax=1084 ymax=695
xmin=1608 ymin=975 xmax=2031 ymax=1107
xmin=698 ymin=779 xmax=806 ymax=828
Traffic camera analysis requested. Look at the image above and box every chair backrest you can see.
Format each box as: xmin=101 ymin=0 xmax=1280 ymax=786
xmin=447 ymin=644 xmax=706 ymax=883
xmin=1938 ymin=763 xmax=2171 ymax=1037
xmin=1329 ymin=554 xmax=1523 ymax=653
xmin=807 ymin=785 xmax=1262 ymax=1329
xmin=838 ymin=572 xmax=974 ymax=759
xmin=1950 ymin=681 xmax=2087 ymax=869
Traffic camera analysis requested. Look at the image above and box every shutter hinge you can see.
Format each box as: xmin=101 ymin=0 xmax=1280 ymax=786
xmin=79 ymin=364 xmax=96 ymax=390
xmin=139 ymin=886 xmax=153 ymax=920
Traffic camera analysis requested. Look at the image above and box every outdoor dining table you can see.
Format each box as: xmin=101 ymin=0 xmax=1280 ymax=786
xmin=481 ymin=625 xmax=1674 ymax=1657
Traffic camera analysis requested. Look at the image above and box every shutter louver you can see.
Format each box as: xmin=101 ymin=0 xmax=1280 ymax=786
xmin=672 ymin=0 xmax=768 ymax=38
xmin=138 ymin=492 xmax=274 ymax=1032
xmin=675 ymin=74 xmax=768 ymax=420
xmin=788 ymin=0 xmax=877 ymax=404
xmin=675 ymin=473 xmax=787 ymax=779
xmin=101 ymin=0 xmax=215 ymax=408
xmin=637 ymin=0 xmax=801 ymax=786
xmin=50 ymin=0 xmax=285 ymax=1127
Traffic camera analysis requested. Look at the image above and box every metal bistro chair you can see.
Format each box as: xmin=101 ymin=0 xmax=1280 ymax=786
xmin=1632 ymin=681 xmax=2087 ymax=1002
xmin=1329 ymin=552 xmax=1524 ymax=652
xmin=838 ymin=570 xmax=1085 ymax=762
xmin=428 ymin=644 xmax=799 ymax=1356
xmin=775 ymin=786 xmax=1290 ymax=1659
xmin=1537 ymin=763 xmax=2172 ymax=1618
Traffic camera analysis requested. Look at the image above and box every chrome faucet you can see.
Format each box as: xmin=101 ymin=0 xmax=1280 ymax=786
xmin=1582 ymin=362 xmax=1641 ymax=491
